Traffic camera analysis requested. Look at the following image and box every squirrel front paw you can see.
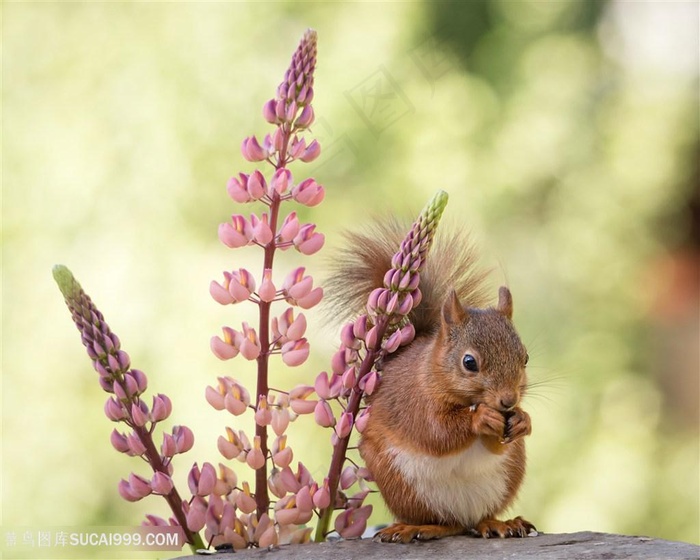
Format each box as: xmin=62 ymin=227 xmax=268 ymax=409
xmin=503 ymin=407 xmax=531 ymax=443
xmin=471 ymin=404 xmax=506 ymax=438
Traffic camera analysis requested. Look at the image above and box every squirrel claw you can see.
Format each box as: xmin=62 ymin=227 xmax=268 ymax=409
xmin=473 ymin=516 xmax=536 ymax=539
xmin=375 ymin=523 xmax=466 ymax=543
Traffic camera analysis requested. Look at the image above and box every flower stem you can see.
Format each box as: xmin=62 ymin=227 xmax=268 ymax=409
xmin=314 ymin=318 xmax=388 ymax=542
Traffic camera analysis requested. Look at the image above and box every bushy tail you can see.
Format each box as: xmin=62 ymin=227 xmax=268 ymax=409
xmin=325 ymin=218 xmax=491 ymax=336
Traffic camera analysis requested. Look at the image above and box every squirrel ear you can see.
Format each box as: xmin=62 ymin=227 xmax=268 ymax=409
xmin=496 ymin=286 xmax=513 ymax=319
xmin=442 ymin=289 xmax=469 ymax=327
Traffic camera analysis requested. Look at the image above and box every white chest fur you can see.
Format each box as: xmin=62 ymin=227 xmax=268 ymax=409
xmin=388 ymin=439 xmax=509 ymax=526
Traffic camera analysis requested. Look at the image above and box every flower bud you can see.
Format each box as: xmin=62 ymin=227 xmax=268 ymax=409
xmin=110 ymin=429 xmax=130 ymax=453
xmin=173 ymin=425 xmax=194 ymax=454
xmin=334 ymin=505 xmax=372 ymax=539
xmin=263 ymin=98 xmax=279 ymax=124
xmin=227 ymin=173 xmax=252 ymax=203
xmin=151 ymin=394 xmax=172 ymax=422
xmin=151 ymin=471 xmax=174 ymax=495
xmin=246 ymin=436 xmax=266 ymax=469
xmin=291 ymin=178 xmax=325 ymax=207
xmin=241 ymin=136 xmax=268 ymax=162
xmin=314 ymin=400 xmax=336 ymax=428
xmin=236 ymin=482 xmax=257 ymax=514
xmin=355 ymin=407 xmax=371 ymax=433
xmin=336 ymin=411 xmax=354 ymax=439
xmin=210 ymin=327 xmax=240 ymax=360
xmin=313 ymin=478 xmax=331 ymax=509
xmin=238 ymin=322 xmax=261 ymax=361
xmin=131 ymin=401 xmax=149 ymax=427
xmin=126 ymin=432 xmax=146 ymax=456
xmin=340 ymin=465 xmax=358 ymax=490
xmin=293 ymin=224 xmax=325 ymax=256
xmin=270 ymin=168 xmax=292 ymax=196
xmin=359 ymin=371 xmax=379 ymax=396
xmin=258 ymin=269 xmax=277 ymax=303
xmin=278 ymin=212 xmax=300 ymax=243
xmin=281 ymin=339 xmax=310 ymax=367
xmin=295 ymin=105 xmax=315 ymax=130
xmin=255 ymin=395 xmax=272 ymax=426
xmin=104 ymin=397 xmax=125 ymax=422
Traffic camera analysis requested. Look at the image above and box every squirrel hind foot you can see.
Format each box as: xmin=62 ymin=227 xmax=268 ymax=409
xmin=470 ymin=516 xmax=537 ymax=539
xmin=374 ymin=523 xmax=467 ymax=544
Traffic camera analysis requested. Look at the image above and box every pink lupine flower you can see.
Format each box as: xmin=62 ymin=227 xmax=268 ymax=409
xmin=110 ymin=429 xmax=130 ymax=453
xmin=188 ymin=462 xmax=217 ymax=497
xmin=272 ymin=308 xmax=307 ymax=343
xmin=355 ymin=407 xmax=370 ymax=433
xmin=210 ymin=327 xmax=239 ymax=360
xmin=269 ymin=168 xmax=292 ymax=196
xmin=239 ymin=322 xmax=261 ymax=360
xmin=291 ymin=178 xmax=325 ymax=207
xmin=226 ymin=269 xmax=256 ymax=303
xmin=340 ymin=465 xmax=358 ymax=490
xmin=295 ymin=485 xmax=314 ymax=514
xmin=227 ymin=173 xmax=252 ymax=203
xmin=336 ymin=411 xmax=353 ymax=439
xmin=359 ymin=371 xmax=379 ymax=395
xmin=213 ymin=463 xmax=238 ymax=496
xmin=217 ymin=427 xmax=244 ymax=460
xmin=272 ymin=435 xmax=293 ymax=469
xmin=258 ymin=269 xmax=277 ymax=302
xmin=160 ymin=433 xmax=177 ymax=458
xmin=299 ymin=138 xmax=320 ymax=162
xmin=257 ymin=519 xmax=278 ymax=549
xmin=250 ymin=213 xmax=273 ymax=245
xmin=241 ymin=136 xmax=268 ymax=162
xmin=184 ymin=497 xmax=207 ymax=532
xmin=246 ymin=436 xmax=266 ymax=469
xmin=254 ymin=395 xmax=272 ymax=426
xmin=151 ymin=394 xmax=172 ymax=422
xmin=313 ymin=478 xmax=331 ymax=509
xmin=289 ymin=384 xmax=317 ymax=415
xmin=294 ymin=105 xmax=315 ymax=130
xmin=173 ymin=425 xmax=194 ymax=454
xmin=293 ymin=223 xmax=325 ymax=255
xmin=314 ymin=400 xmax=336 ymax=428
xmin=104 ymin=397 xmax=125 ymax=422
xmin=277 ymin=212 xmax=300 ymax=243
xmin=281 ymin=338 xmax=309 ymax=366
xmin=236 ymin=482 xmax=257 ymax=514
xmin=218 ymin=215 xmax=253 ymax=248
xmin=151 ymin=471 xmax=174 ymax=495
xmin=130 ymin=473 xmax=153 ymax=499
xmin=280 ymin=268 xmax=323 ymax=309
xmin=130 ymin=401 xmax=149 ymax=427
xmin=262 ymin=98 xmax=279 ymax=124
xmin=341 ymin=366 xmax=357 ymax=390
xmin=334 ymin=505 xmax=372 ymax=539
xmin=224 ymin=382 xmax=251 ymax=416
xmin=268 ymin=468 xmax=287 ymax=499
xmin=270 ymin=404 xmax=291 ymax=436
xmin=126 ymin=432 xmax=147 ymax=456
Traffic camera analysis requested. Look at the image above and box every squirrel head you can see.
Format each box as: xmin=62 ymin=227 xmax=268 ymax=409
xmin=432 ymin=286 xmax=529 ymax=412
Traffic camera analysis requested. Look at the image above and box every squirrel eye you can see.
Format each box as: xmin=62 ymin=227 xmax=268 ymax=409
xmin=524 ymin=353 xmax=530 ymax=365
xmin=462 ymin=354 xmax=479 ymax=373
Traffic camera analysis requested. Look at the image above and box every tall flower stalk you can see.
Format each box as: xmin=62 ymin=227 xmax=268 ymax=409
xmin=52 ymin=265 xmax=205 ymax=552
xmin=202 ymin=28 xmax=327 ymax=548
xmin=312 ymin=190 xmax=449 ymax=541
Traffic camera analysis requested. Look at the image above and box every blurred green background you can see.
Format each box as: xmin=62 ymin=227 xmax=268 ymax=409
xmin=3 ymin=0 xmax=698 ymax=553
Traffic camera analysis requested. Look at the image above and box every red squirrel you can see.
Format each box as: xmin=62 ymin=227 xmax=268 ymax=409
xmin=327 ymin=221 xmax=536 ymax=543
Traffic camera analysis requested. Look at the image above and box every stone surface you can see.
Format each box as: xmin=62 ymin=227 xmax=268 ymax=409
xmin=174 ymin=532 xmax=700 ymax=560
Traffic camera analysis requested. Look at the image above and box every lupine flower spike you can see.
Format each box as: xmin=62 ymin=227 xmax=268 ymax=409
xmin=313 ymin=190 xmax=450 ymax=541
xmin=203 ymin=29 xmax=327 ymax=549
xmin=52 ymin=265 xmax=205 ymax=552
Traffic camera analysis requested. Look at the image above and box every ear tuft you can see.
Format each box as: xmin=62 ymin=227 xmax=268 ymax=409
xmin=496 ymin=286 xmax=513 ymax=319
xmin=442 ymin=289 xmax=468 ymax=327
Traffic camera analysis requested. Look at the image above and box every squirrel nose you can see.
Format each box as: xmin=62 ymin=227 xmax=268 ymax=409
xmin=499 ymin=396 xmax=518 ymax=411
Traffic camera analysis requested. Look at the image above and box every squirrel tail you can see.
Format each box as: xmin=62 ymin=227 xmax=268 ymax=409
xmin=325 ymin=218 xmax=491 ymax=336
